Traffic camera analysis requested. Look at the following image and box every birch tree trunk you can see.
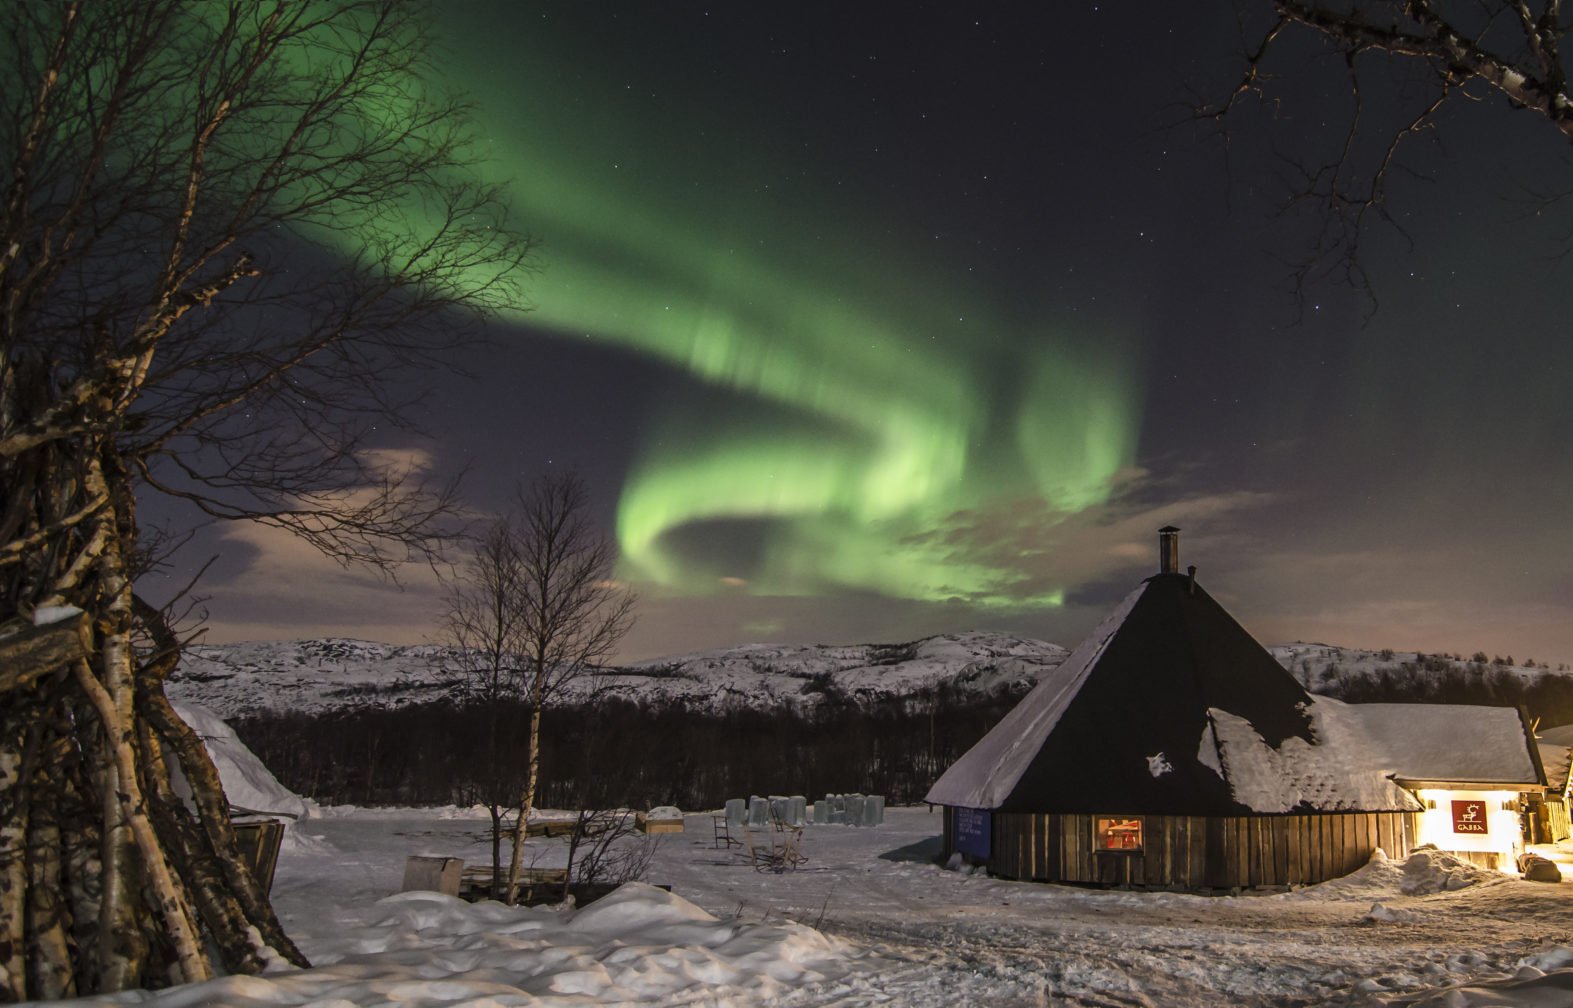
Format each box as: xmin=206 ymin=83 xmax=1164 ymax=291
xmin=0 ymin=434 xmax=309 ymax=994
xmin=505 ymin=679 xmax=547 ymax=906
xmin=25 ymin=736 xmax=76 ymax=1000
xmin=494 ymin=475 xmax=634 ymax=907
xmin=0 ymin=721 xmax=29 ymax=1001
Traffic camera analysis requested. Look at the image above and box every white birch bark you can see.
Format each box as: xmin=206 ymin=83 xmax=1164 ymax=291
xmin=0 ymin=731 xmax=26 ymax=1001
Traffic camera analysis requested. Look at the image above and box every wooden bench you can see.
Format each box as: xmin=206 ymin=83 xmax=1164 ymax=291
xmin=518 ymin=816 xmax=623 ymax=839
xmin=458 ymin=865 xmax=569 ymax=903
xmin=511 ymin=818 xmax=576 ymax=838
xmin=636 ymin=811 xmax=684 ymax=834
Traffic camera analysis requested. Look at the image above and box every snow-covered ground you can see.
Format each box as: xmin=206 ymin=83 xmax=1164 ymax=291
xmin=44 ymin=804 xmax=1573 ymax=1007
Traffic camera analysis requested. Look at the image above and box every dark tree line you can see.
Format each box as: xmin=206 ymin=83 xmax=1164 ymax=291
xmin=234 ymin=682 xmax=1024 ymax=811
xmin=232 ymin=654 xmax=1573 ymax=814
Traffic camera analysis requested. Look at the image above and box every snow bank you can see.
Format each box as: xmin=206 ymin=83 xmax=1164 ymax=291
xmin=1391 ymin=847 xmax=1500 ymax=896
xmin=50 ymin=883 xmax=859 ymax=1007
xmin=171 ymin=702 xmax=314 ymax=820
xmin=1286 ymin=846 xmax=1502 ymax=903
xmin=1288 ymin=849 xmax=1408 ymax=902
xmin=32 ymin=604 xmax=83 ymax=625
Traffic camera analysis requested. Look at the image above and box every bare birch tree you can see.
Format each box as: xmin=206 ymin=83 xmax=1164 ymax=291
xmin=503 ymin=473 xmax=635 ymax=904
xmin=0 ymin=0 xmax=532 ymax=997
xmin=1206 ymin=0 xmax=1573 ymax=299
xmin=439 ymin=520 xmax=527 ymax=895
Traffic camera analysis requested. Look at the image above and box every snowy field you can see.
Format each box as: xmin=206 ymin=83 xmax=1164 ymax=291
xmin=45 ymin=804 xmax=1573 ymax=1007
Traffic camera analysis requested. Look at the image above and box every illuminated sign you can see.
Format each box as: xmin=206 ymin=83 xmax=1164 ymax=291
xmin=1451 ymin=800 xmax=1489 ymax=834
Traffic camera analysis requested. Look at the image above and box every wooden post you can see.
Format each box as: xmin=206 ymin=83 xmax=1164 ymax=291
xmin=0 ymin=612 xmax=92 ymax=692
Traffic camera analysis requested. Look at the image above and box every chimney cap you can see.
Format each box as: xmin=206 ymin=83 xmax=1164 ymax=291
xmin=1158 ymin=526 xmax=1181 ymax=574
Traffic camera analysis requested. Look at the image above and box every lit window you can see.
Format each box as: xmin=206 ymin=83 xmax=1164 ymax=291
xmin=1095 ymin=817 xmax=1143 ymax=852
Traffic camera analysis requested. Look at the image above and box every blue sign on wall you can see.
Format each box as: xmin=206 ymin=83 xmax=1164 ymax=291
xmin=954 ymin=806 xmax=991 ymax=859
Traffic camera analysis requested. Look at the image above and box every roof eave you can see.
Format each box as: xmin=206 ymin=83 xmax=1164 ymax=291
xmin=1393 ymin=777 xmax=1546 ymax=792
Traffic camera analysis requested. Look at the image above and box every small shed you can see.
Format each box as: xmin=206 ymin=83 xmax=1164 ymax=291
xmin=1344 ymin=703 xmax=1546 ymax=869
xmin=926 ymin=528 xmax=1421 ymax=889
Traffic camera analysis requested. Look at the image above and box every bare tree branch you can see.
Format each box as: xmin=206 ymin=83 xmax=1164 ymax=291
xmin=1205 ymin=0 xmax=1573 ymax=303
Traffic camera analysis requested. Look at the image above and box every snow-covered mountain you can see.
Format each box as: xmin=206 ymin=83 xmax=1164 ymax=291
xmin=168 ymin=632 xmax=1573 ymax=722
xmin=167 ymin=631 xmax=1070 ymax=719
xmin=1270 ymin=641 xmax=1571 ymax=693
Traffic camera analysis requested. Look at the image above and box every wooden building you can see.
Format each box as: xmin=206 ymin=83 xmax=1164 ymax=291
xmin=927 ymin=527 xmax=1424 ymax=889
xmin=1345 ymin=703 xmax=1546 ymax=870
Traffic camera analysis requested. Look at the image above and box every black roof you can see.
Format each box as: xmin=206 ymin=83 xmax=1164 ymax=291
xmin=927 ymin=572 xmax=1412 ymax=815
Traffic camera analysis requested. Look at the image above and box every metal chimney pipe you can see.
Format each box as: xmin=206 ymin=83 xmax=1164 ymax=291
xmin=1158 ymin=526 xmax=1180 ymax=574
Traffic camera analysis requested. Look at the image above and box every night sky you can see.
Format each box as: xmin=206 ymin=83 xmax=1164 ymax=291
xmin=162 ymin=3 xmax=1573 ymax=665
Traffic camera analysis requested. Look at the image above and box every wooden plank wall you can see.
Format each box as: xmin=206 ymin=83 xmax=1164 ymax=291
xmin=974 ymin=810 xmax=1418 ymax=889
xmin=1551 ymin=799 xmax=1573 ymax=843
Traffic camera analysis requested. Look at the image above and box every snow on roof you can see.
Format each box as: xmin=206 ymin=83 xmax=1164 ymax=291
xmin=1342 ymin=703 xmax=1541 ymax=787
xmin=172 ymin=702 xmax=315 ymax=819
xmin=924 ymin=584 xmax=1144 ymax=809
xmin=1209 ymin=699 xmax=1419 ymax=814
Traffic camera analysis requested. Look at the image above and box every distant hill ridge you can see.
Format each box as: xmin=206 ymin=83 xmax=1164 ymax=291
xmin=167 ymin=631 xmax=1070 ymax=719
xmin=167 ymin=632 xmax=1573 ymax=723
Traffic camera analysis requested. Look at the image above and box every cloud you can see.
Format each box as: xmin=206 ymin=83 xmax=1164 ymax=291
xmin=1221 ymin=541 xmax=1573 ymax=663
xmin=189 ymin=445 xmax=457 ymax=644
xmin=932 ymin=481 xmax=1279 ymax=604
xmin=196 ymin=518 xmax=447 ymax=644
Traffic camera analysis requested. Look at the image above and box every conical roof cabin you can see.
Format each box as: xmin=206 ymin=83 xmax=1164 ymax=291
xmin=927 ymin=569 xmax=1327 ymax=814
xmin=926 ymin=528 xmax=1420 ymax=888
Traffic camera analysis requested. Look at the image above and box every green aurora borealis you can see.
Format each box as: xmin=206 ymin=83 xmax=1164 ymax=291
xmin=448 ymin=32 xmax=1139 ymax=609
xmin=189 ymin=3 xmax=1573 ymax=664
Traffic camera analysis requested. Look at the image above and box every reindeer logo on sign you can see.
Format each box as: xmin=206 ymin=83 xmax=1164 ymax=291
xmin=1451 ymin=800 xmax=1489 ymax=834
